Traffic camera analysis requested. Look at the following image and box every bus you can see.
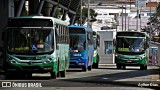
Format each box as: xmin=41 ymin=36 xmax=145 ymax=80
xmin=114 ymin=31 xmax=150 ymax=70
xmin=69 ymin=25 xmax=94 ymax=71
xmin=92 ymin=31 xmax=100 ymax=68
xmin=1 ymin=16 xmax=70 ymax=79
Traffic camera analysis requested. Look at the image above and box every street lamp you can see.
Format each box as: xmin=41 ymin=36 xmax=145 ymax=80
xmin=87 ymin=0 xmax=90 ymax=27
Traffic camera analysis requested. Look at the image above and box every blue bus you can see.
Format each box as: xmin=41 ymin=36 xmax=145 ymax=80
xmin=69 ymin=25 xmax=94 ymax=71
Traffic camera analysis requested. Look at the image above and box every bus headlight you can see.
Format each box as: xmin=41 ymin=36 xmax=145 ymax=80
xmin=9 ymin=59 xmax=17 ymax=64
xmin=139 ymin=55 xmax=145 ymax=60
xmin=44 ymin=60 xmax=51 ymax=64
xmin=80 ymin=57 xmax=85 ymax=60
xmin=43 ymin=57 xmax=53 ymax=64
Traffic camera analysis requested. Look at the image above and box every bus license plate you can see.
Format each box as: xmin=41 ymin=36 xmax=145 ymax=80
xmin=127 ymin=60 xmax=132 ymax=62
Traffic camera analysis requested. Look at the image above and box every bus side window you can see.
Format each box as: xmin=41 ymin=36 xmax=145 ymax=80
xmin=55 ymin=26 xmax=59 ymax=50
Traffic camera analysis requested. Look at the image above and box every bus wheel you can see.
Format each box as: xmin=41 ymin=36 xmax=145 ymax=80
xmin=16 ymin=73 xmax=25 ymax=79
xmin=82 ymin=67 xmax=87 ymax=72
xmin=88 ymin=65 xmax=92 ymax=71
xmin=140 ymin=65 xmax=147 ymax=70
xmin=26 ymin=73 xmax=32 ymax=79
xmin=116 ymin=64 xmax=122 ymax=69
xmin=0 ymin=74 xmax=6 ymax=80
xmin=50 ymin=72 xmax=57 ymax=79
xmin=144 ymin=65 xmax=147 ymax=70
xmin=95 ymin=55 xmax=99 ymax=69
xmin=57 ymin=72 xmax=60 ymax=77
xmin=95 ymin=62 xmax=99 ymax=68
xmin=122 ymin=65 xmax=126 ymax=69
xmin=60 ymin=70 xmax=66 ymax=77
xmin=93 ymin=62 xmax=99 ymax=69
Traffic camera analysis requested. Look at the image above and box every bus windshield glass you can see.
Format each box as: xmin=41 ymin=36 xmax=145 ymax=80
xmin=116 ymin=37 xmax=146 ymax=53
xmin=7 ymin=28 xmax=54 ymax=54
xmin=70 ymin=34 xmax=86 ymax=52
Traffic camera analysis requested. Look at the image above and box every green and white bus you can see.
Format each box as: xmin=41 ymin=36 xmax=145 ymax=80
xmin=1 ymin=16 xmax=70 ymax=79
xmin=114 ymin=31 xmax=150 ymax=70
xmin=92 ymin=31 xmax=100 ymax=68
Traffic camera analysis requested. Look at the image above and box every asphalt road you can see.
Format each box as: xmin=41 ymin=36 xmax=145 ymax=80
xmin=0 ymin=65 xmax=159 ymax=90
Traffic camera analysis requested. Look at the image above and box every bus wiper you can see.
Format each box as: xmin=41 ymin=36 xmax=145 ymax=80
xmin=124 ymin=38 xmax=131 ymax=46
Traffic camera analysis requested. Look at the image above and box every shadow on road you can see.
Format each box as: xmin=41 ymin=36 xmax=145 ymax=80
xmin=62 ymin=68 xmax=160 ymax=89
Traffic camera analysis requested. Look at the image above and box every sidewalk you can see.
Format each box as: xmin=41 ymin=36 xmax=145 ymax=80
xmin=99 ymin=63 xmax=116 ymax=66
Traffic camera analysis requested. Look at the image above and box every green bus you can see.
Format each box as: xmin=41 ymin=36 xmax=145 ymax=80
xmin=92 ymin=31 xmax=100 ymax=68
xmin=1 ymin=16 xmax=70 ymax=79
xmin=114 ymin=31 xmax=150 ymax=70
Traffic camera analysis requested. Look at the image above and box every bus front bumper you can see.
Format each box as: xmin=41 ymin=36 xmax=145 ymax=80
xmin=4 ymin=62 xmax=56 ymax=73
xmin=115 ymin=57 xmax=147 ymax=66
xmin=69 ymin=59 xmax=87 ymax=68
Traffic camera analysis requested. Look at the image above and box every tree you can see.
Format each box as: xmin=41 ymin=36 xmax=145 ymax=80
xmin=68 ymin=1 xmax=97 ymax=25
xmin=147 ymin=3 xmax=160 ymax=36
xmin=74 ymin=7 xmax=97 ymax=25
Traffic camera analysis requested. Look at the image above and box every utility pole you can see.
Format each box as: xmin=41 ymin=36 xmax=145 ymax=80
xmin=87 ymin=0 xmax=90 ymax=27
xmin=128 ymin=0 xmax=131 ymax=30
xmin=140 ymin=6 xmax=142 ymax=30
xmin=149 ymin=0 xmax=152 ymax=36
xmin=136 ymin=0 xmax=139 ymax=30
xmin=122 ymin=5 xmax=124 ymax=31
xmin=125 ymin=0 xmax=127 ymax=31
xmin=80 ymin=0 xmax=82 ymax=26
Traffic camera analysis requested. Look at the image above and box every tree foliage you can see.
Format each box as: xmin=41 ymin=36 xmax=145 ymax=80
xmin=146 ymin=3 xmax=160 ymax=36
xmin=72 ymin=6 xmax=97 ymax=25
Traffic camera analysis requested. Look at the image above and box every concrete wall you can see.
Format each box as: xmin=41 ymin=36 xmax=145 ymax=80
xmin=98 ymin=30 xmax=117 ymax=64
xmin=0 ymin=0 xmax=9 ymax=48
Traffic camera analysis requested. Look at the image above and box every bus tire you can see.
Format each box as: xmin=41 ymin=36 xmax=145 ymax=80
xmin=116 ymin=64 xmax=122 ymax=69
xmin=93 ymin=55 xmax=99 ymax=69
xmin=88 ymin=65 xmax=92 ymax=71
xmin=82 ymin=67 xmax=87 ymax=72
xmin=144 ymin=65 xmax=147 ymax=70
xmin=140 ymin=65 xmax=147 ymax=70
xmin=93 ymin=62 xmax=99 ymax=69
xmin=122 ymin=65 xmax=126 ymax=69
xmin=26 ymin=73 xmax=32 ymax=79
xmin=50 ymin=72 xmax=57 ymax=79
xmin=0 ymin=74 xmax=6 ymax=80
xmin=57 ymin=58 xmax=60 ymax=77
xmin=60 ymin=70 xmax=66 ymax=77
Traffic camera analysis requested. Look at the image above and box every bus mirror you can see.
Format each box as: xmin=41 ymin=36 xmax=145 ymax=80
xmin=97 ymin=40 xmax=100 ymax=46
xmin=93 ymin=31 xmax=96 ymax=35
xmin=88 ymin=34 xmax=90 ymax=40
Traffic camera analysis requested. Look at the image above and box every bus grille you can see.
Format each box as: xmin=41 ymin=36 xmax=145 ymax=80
xmin=21 ymin=66 xmax=40 ymax=70
xmin=16 ymin=56 xmax=41 ymax=60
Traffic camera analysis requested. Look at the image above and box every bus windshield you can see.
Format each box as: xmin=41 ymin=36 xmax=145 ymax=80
xmin=116 ymin=37 xmax=146 ymax=53
xmin=70 ymin=34 xmax=86 ymax=52
xmin=7 ymin=28 xmax=54 ymax=54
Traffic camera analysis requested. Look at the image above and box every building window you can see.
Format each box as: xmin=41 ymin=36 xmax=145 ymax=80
xmin=104 ymin=41 xmax=113 ymax=54
xmin=97 ymin=20 xmax=102 ymax=23
xmin=120 ymin=13 xmax=128 ymax=16
xmin=147 ymin=13 xmax=153 ymax=16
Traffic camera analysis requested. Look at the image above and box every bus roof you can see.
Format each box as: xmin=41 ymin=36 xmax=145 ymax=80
xmin=116 ymin=31 xmax=150 ymax=38
xmin=69 ymin=25 xmax=93 ymax=32
xmin=9 ymin=16 xmax=69 ymax=26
